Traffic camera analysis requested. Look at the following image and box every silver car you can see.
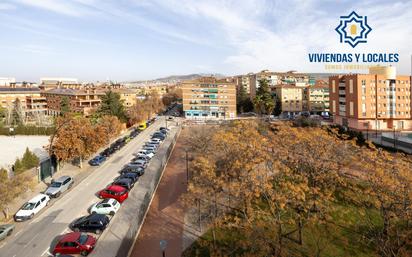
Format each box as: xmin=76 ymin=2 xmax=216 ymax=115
xmin=44 ymin=176 xmax=74 ymax=198
xmin=0 ymin=224 xmax=15 ymax=241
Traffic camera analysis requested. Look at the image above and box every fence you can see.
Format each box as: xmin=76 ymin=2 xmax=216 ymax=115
xmin=91 ymin=125 xmax=181 ymax=257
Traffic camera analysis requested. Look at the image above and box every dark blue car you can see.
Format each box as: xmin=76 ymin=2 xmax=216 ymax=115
xmin=89 ymin=155 xmax=106 ymax=166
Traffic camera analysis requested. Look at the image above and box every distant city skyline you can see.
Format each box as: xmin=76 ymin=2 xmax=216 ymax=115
xmin=0 ymin=0 xmax=411 ymax=82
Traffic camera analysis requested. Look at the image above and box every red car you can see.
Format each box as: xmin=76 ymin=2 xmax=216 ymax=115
xmin=98 ymin=185 xmax=128 ymax=203
xmin=53 ymin=232 xmax=96 ymax=256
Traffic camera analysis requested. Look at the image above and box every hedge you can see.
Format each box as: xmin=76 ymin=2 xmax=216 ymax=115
xmin=0 ymin=125 xmax=55 ymax=135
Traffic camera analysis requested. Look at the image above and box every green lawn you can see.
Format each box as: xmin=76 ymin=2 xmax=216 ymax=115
xmin=183 ymin=199 xmax=381 ymax=257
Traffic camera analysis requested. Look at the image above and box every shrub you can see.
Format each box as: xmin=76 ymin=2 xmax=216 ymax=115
xmin=21 ymin=148 xmax=39 ymax=170
xmin=0 ymin=168 xmax=8 ymax=180
xmin=13 ymin=158 xmax=24 ymax=174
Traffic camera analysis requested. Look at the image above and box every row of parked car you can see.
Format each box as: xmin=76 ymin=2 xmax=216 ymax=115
xmin=0 ymin=122 xmax=156 ymax=250
xmin=89 ymin=128 xmax=141 ymax=166
xmin=51 ymin=126 xmax=170 ymax=256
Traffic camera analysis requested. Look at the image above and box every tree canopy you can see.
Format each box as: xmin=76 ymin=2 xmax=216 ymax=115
xmin=98 ymin=91 xmax=128 ymax=123
xmin=253 ymin=79 xmax=274 ymax=115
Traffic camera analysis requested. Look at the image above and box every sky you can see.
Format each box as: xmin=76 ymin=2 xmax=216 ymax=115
xmin=0 ymin=0 xmax=411 ymax=82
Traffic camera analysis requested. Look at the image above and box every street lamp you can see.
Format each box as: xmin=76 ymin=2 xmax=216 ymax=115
xmin=185 ymin=149 xmax=189 ymax=183
xmin=160 ymin=240 xmax=167 ymax=257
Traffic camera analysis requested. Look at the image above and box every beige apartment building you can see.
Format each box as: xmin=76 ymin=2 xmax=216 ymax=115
xmin=0 ymin=87 xmax=48 ymax=119
xmin=329 ymin=66 xmax=412 ymax=131
xmin=273 ymin=85 xmax=305 ymax=116
xmin=182 ymin=77 xmax=236 ymax=119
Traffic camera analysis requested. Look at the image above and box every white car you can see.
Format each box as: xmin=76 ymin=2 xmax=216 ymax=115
xmin=14 ymin=194 xmax=50 ymax=221
xmin=150 ymin=138 xmax=162 ymax=144
xmin=136 ymin=150 xmax=154 ymax=159
xmin=90 ymin=198 xmax=120 ymax=215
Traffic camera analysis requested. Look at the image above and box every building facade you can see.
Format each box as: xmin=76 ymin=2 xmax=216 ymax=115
xmin=0 ymin=87 xmax=48 ymax=120
xmin=329 ymin=66 xmax=412 ymax=131
xmin=307 ymin=82 xmax=330 ymax=113
xmin=273 ymin=85 xmax=306 ymax=116
xmin=39 ymin=78 xmax=81 ymax=91
xmin=42 ymin=88 xmax=105 ymax=116
xmin=234 ymin=74 xmax=252 ymax=95
xmin=182 ymin=77 xmax=236 ymax=119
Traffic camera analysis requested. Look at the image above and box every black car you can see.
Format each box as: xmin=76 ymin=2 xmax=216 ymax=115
xmin=152 ymin=132 xmax=165 ymax=140
xmin=71 ymin=213 xmax=110 ymax=234
xmin=120 ymin=165 xmax=145 ymax=176
xmin=101 ymin=147 xmax=115 ymax=157
xmin=112 ymin=178 xmax=134 ymax=190
xmin=118 ymin=172 xmax=139 ymax=183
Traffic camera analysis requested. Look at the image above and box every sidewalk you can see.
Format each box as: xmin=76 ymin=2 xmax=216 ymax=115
xmin=130 ymin=128 xmax=201 ymax=257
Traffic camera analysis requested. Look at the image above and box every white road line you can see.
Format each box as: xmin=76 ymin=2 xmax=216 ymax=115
xmin=41 ymin=248 xmax=50 ymax=256
xmin=13 ymin=230 xmax=22 ymax=237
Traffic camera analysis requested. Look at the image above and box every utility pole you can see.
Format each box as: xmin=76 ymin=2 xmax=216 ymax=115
xmin=185 ymin=150 xmax=189 ymax=183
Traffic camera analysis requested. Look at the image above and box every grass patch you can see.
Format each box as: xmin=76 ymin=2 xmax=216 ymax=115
xmin=183 ymin=199 xmax=381 ymax=257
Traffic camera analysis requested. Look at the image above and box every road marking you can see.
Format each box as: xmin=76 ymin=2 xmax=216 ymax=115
xmin=41 ymin=248 xmax=50 ymax=256
xmin=13 ymin=230 xmax=22 ymax=237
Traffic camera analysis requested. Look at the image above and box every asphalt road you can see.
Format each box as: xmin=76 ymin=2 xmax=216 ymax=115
xmin=0 ymin=117 xmax=168 ymax=257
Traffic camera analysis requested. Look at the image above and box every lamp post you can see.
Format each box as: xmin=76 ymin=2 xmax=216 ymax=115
xmin=185 ymin=149 xmax=189 ymax=183
xmin=160 ymin=240 xmax=167 ymax=257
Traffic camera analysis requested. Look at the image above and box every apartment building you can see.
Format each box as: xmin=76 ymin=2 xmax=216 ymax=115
xmin=39 ymin=78 xmax=81 ymax=91
xmin=0 ymin=87 xmax=48 ymax=118
xmin=111 ymin=88 xmax=137 ymax=108
xmin=249 ymin=70 xmax=311 ymax=97
xmin=182 ymin=77 xmax=236 ymax=119
xmin=42 ymin=88 xmax=105 ymax=116
xmin=234 ymin=74 xmax=252 ymax=95
xmin=273 ymin=85 xmax=306 ymax=116
xmin=329 ymin=66 xmax=412 ymax=131
xmin=307 ymin=81 xmax=330 ymax=113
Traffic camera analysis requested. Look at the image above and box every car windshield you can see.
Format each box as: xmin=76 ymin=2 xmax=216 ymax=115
xmin=21 ymin=202 xmax=36 ymax=210
xmin=50 ymin=182 xmax=62 ymax=188
xmin=77 ymin=233 xmax=88 ymax=245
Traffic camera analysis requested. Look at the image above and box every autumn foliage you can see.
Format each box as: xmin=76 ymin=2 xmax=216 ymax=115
xmin=184 ymin=120 xmax=412 ymax=257
xmin=50 ymin=114 xmax=123 ymax=166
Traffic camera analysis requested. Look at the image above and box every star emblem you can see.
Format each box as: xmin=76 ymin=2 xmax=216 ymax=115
xmin=335 ymin=11 xmax=372 ymax=48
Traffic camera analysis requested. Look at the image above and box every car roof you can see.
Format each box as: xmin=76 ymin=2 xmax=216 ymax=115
xmin=54 ymin=176 xmax=71 ymax=183
xmin=88 ymin=213 xmax=106 ymax=221
xmin=101 ymin=198 xmax=116 ymax=205
xmin=115 ymin=178 xmax=131 ymax=183
xmin=107 ymin=185 xmax=126 ymax=192
xmin=28 ymin=193 xmax=48 ymax=203
xmin=60 ymin=232 xmax=81 ymax=243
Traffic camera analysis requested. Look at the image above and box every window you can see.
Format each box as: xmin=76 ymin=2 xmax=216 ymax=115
xmin=332 ymin=80 xmax=336 ymax=93
xmin=350 ymin=101 xmax=354 ymax=116
xmin=349 ymin=80 xmax=353 ymax=93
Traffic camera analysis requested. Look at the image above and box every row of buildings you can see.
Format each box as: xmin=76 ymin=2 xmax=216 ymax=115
xmin=0 ymin=77 xmax=173 ymax=122
xmin=181 ymin=71 xmax=329 ymax=120
xmin=181 ymin=66 xmax=412 ymax=131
